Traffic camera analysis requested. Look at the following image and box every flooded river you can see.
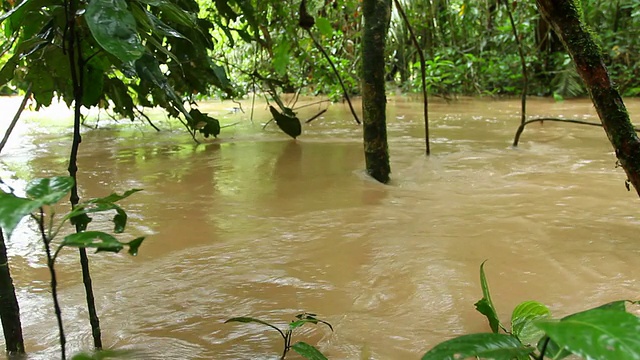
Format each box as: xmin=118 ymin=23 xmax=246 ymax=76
xmin=0 ymin=96 xmax=639 ymax=359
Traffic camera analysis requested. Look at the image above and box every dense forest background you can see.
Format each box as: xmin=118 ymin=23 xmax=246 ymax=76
xmin=1 ymin=0 xmax=639 ymax=107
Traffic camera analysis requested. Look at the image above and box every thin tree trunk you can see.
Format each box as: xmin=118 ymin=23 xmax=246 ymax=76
xmin=535 ymin=0 xmax=640 ymax=197
xmin=0 ymin=229 xmax=25 ymax=356
xmin=0 ymin=84 xmax=32 ymax=154
xmin=362 ymin=0 xmax=392 ymax=183
xmin=65 ymin=0 xmax=102 ymax=349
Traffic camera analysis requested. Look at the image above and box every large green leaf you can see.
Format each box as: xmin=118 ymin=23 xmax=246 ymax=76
xmin=315 ymin=17 xmax=333 ymax=37
xmin=85 ymin=0 xmax=144 ymax=62
xmin=421 ymin=333 xmax=533 ymax=360
xmin=536 ymin=309 xmax=640 ymax=360
xmin=61 ymin=231 xmax=124 ymax=253
xmin=25 ymin=176 xmax=74 ymax=204
xmin=537 ymin=300 xmax=631 ymax=359
xmin=0 ymin=193 xmax=40 ymax=239
xmin=474 ymin=261 xmax=501 ymax=333
xmin=273 ymin=41 xmax=291 ymax=76
xmin=511 ymin=300 xmax=551 ymax=345
xmin=269 ymin=106 xmax=301 ymax=139
xmin=291 ymin=342 xmax=328 ymax=360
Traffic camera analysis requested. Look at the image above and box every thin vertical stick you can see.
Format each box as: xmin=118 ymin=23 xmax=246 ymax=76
xmin=0 ymin=83 xmax=32 ymax=153
xmin=393 ymin=0 xmax=430 ymax=155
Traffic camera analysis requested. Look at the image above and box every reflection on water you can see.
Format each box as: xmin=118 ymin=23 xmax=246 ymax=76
xmin=0 ymin=96 xmax=639 ymax=359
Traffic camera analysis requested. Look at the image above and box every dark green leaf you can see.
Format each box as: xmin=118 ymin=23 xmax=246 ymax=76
xmin=85 ymin=0 xmax=145 ymax=62
xmin=211 ymin=65 xmax=231 ymax=92
xmin=474 ymin=260 xmax=501 ymax=333
xmin=291 ymin=342 xmax=328 ymax=360
xmin=269 ymin=106 xmax=301 ymax=139
xmin=0 ymin=0 xmax=33 ymax=24
xmin=224 ymin=317 xmax=285 ymax=339
xmin=189 ymin=109 xmax=220 ymax=138
xmin=0 ymin=193 xmax=40 ymax=239
xmin=537 ymin=336 xmax=571 ymax=360
xmin=315 ymin=17 xmax=333 ymax=37
xmin=82 ymin=65 xmax=104 ymax=107
xmin=89 ymin=189 xmax=142 ymax=204
xmin=511 ymin=300 xmax=550 ymax=345
xmin=127 ymin=237 xmax=145 ymax=256
xmin=61 ymin=231 xmax=124 ymax=253
xmin=215 ymin=0 xmax=238 ymax=21
xmin=25 ymin=176 xmax=74 ymax=205
xmin=144 ymin=9 xmax=189 ymax=40
xmin=536 ymin=309 xmax=640 ymax=360
xmin=138 ymin=0 xmax=197 ymax=27
xmin=70 ymin=212 xmax=93 ymax=232
xmin=421 ymin=333 xmax=533 ymax=360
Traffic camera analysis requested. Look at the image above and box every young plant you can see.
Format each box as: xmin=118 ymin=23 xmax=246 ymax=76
xmin=421 ymin=261 xmax=640 ymax=359
xmin=225 ymin=312 xmax=332 ymax=360
xmin=0 ymin=176 xmax=145 ymax=359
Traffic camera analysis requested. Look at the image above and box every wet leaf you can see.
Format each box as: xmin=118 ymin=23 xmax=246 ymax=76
xmin=25 ymin=176 xmax=74 ymax=205
xmin=61 ymin=231 xmax=124 ymax=253
xmin=85 ymin=0 xmax=145 ymax=62
xmin=474 ymin=260 xmax=501 ymax=333
xmin=511 ymin=300 xmax=551 ymax=345
xmin=536 ymin=308 xmax=640 ymax=360
xmin=0 ymin=193 xmax=40 ymax=239
xmin=82 ymin=64 xmax=104 ymax=107
xmin=269 ymin=106 xmax=301 ymax=139
xmin=421 ymin=333 xmax=533 ymax=360
xmin=127 ymin=237 xmax=145 ymax=256
xmin=537 ymin=300 xmax=631 ymax=359
xmin=189 ymin=109 xmax=220 ymax=138
xmin=291 ymin=342 xmax=328 ymax=360
xmin=89 ymin=189 xmax=142 ymax=204
xmin=224 ymin=317 xmax=285 ymax=339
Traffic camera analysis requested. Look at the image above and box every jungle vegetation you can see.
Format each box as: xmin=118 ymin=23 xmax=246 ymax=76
xmin=1 ymin=0 xmax=640 ymax=358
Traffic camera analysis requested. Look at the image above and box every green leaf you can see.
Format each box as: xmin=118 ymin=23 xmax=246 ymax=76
xmin=269 ymin=106 xmax=301 ymax=139
xmin=82 ymin=65 xmax=104 ymax=107
xmin=61 ymin=231 xmax=124 ymax=253
xmin=421 ymin=333 xmax=533 ymax=360
xmin=291 ymin=342 xmax=328 ymax=360
xmin=144 ymin=9 xmax=189 ymax=40
xmin=315 ymin=17 xmax=333 ymax=37
xmin=0 ymin=193 xmax=40 ymax=239
xmin=85 ymin=0 xmax=145 ymax=62
xmin=89 ymin=189 xmax=142 ymax=204
xmin=138 ymin=0 xmax=197 ymax=28
xmin=272 ymin=41 xmax=291 ymax=76
xmin=474 ymin=261 xmax=501 ymax=333
xmin=511 ymin=301 xmax=551 ymax=345
xmin=189 ymin=109 xmax=220 ymax=138
xmin=536 ymin=309 xmax=640 ymax=360
xmin=25 ymin=176 xmax=74 ymax=205
xmin=127 ymin=237 xmax=145 ymax=256
xmin=536 ymin=301 xmax=629 ymax=359
xmin=224 ymin=317 xmax=285 ymax=339
xmin=0 ymin=0 xmax=33 ymax=25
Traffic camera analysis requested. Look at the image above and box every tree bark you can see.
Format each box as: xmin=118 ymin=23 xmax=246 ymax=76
xmin=0 ymin=229 xmax=25 ymax=355
xmin=536 ymin=0 xmax=640 ymax=197
xmin=362 ymin=0 xmax=392 ymax=183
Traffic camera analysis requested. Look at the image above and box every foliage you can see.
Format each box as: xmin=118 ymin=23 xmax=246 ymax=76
xmin=0 ymin=177 xmax=144 ymax=256
xmin=225 ymin=312 xmax=332 ymax=359
xmin=421 ymin=262 xmax=640 ymax=359
xmin=0 ymin=0 xmax=233 ymax=139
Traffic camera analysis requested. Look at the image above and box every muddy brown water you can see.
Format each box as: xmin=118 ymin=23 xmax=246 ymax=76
xmin=0 ymin=96 xmax=639 ymax=359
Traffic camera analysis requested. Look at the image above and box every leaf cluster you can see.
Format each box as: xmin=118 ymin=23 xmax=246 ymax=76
xmin=422 ymin=261 xmax=640 ymax=360
xmin=0 ymin=176 xmax=144 ymax=257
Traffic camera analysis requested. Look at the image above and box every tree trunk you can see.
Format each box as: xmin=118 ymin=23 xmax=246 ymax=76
xmin=362 ymin=0 xmax=391 ymax=184
xmin=536 ymin=0 xmax=640 ymax=197
xmin=0 ymin=229 xmax=25 ymax=355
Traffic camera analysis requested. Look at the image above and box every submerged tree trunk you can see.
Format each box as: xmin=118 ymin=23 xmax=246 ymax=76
xmin=362 ymin=0 xmax=392 ymax=183
xmin=536 ymin=0 xmax=640 ymax=197
xmin=0 ymin=229 xmax=25 ymax=355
